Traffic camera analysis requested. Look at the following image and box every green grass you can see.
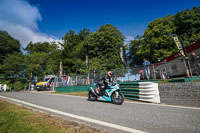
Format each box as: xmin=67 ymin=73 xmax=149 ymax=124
xmin=0 ymin=101 xmax=66 ymax=133
xmin=0 ymin=99 xmax=106 ymax=133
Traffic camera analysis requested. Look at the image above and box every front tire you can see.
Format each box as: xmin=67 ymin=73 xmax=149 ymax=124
xmin=111 ymin=91 xmax=124 ymax=105
xmin=88 ymin=91 xmax=97 ymax=101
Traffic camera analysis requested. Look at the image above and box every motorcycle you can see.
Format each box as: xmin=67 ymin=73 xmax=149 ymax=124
xmin=88 ymin=82 xmax=124 ymax=105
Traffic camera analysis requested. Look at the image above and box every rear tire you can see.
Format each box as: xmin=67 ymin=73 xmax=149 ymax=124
xmin=111 ymin=91 xmax=124 ymax=105
xmin=88 ymin=91 xmax=97 ymax=101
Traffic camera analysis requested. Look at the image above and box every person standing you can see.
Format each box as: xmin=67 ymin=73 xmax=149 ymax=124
xmin=189 ymin=52 xmax=200 ymax=76
xmin=63 ymin=73 xmax=68 ymax=86
xmin=143 ymin=58 xmax=151 ymax=80
xmin=93 ymin=67 xmax=98 ymax=83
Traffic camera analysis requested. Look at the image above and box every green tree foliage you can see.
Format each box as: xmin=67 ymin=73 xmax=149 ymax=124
xmin=13 ymin=81 xmax=25 ymax=91
xmin=141 ymin=15 xmax=176 ymax=63
xmin=0 ymin=31 xmax=21 ymax=64
xmin=0 ymin=31 xmax=25 ymax=89
xmin=128 ymin=7 xmax=200 ymax=65
xmin=25 ymin=42 xmax=61 ymax=80
xmin=128 ymin=35 xmax=144 ymax=65
xmin=26 ymin=52 xmax=49 ymax=80
xmin=25 ymin=41 xmax=52 ymax=54
xmin=61 ymin=29 xmax=91 ymax=73
xmin=0 ymin=52 xmax=26 ymax=87
xmin=174 ymin=7 xmax=200 ymax=46
xmin=46 ymin=42 xmax=62 ymax=75
xmin=83 ymin=24 xmax=125 ymax=71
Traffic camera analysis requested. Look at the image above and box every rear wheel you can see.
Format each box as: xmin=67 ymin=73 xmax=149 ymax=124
xmin=111 ymin=91 xmax=124 ymax=105
xmin=88 ymin=91 xmax=97 ymax=101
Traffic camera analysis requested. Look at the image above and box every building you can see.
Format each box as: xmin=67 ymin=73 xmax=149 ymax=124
xmin=154 ymin=42 xmax=200 ymax=78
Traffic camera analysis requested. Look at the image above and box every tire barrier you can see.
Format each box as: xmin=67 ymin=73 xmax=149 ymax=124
xmin=119 ymin=82 xmax=160 ymax=103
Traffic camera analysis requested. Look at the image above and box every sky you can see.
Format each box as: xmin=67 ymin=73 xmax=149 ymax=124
xmin=0 ymin=0 xmax=199 ymax=48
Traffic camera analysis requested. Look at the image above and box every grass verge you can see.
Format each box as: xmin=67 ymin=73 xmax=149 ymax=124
xmin=0 ymin=99 xmax=108 ymax=133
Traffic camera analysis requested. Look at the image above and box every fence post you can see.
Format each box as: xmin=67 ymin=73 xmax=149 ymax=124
xmin=152 ymin=65 xmax=156 ymax=79
xmin=76 ymin=76 xmax=77 ymax=86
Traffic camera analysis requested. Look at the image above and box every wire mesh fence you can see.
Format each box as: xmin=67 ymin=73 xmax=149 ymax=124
xmin=55 ymin=59 xmax=200 ymax=87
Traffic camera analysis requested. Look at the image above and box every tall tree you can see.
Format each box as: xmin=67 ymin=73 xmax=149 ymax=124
xmin=128 ymin=7 xmax=200 ymax=65
xmin=83 ymin=24 xmax=125 ymax=71
xmin=174 ymin=7 xmax=200 ymax=46
xmin=46 ymin=42 xmax=61 ymax=75
xmin=26 ymin=52 xmax=49 ymax=80
xmin=0 ymin=31 xmax=21 ymax=64
xmin=142 ymin=15 xmax=176 ymax=63
xmin=0 ymin=52 xmax=26 ymax=85
xmin=61 ymin=29 xmax=91 ymax=73
xmin=25 ymin=41 xmax=61 ymax=79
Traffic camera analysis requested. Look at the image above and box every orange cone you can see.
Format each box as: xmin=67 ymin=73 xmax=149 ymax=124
xmin=162 ymin=72 xmax=166 ymax=80
xmin=85 ymin=79 xmax=88 ymax=85
xmin=186 ymin=67 xmax=190 ymax=78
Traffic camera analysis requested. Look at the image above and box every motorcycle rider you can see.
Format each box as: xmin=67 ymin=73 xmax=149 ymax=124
xmin=95 ymin=70 xmax=113 ymax=94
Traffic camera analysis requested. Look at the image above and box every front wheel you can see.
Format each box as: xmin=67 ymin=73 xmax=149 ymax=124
xmin=111 ymin=91 xmax=124 ymax=105
xmin=88 ymin=91 xmax=97 ymax=101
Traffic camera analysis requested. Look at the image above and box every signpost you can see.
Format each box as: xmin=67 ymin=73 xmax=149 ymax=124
xmin=170 ymin=34 xmax=193 ymax=77
xmin=86 ymin=55 xmax=90 ymax=84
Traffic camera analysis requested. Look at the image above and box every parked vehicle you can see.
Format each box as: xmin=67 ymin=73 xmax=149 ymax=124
xmin=88 ymin=82 xmax=124 ymax=105
xmin=36 ymin=75 xmax=56 ymax=91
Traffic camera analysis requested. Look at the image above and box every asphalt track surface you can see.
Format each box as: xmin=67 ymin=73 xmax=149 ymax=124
xmin=0 ymin=92 xmax=200 ymax=133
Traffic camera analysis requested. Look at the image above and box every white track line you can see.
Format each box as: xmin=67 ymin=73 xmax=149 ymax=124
xmin=0 ymin=95 xmax=146 ymax=133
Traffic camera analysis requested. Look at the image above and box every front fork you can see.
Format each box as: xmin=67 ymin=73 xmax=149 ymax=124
xmin=115 ymin=91 xmax=119 ymax=98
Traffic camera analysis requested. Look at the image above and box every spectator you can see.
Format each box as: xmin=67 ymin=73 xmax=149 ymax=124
xmin=189 ymin=52 xmax=200 ymax=76
xmin=143 ymin=58 xmax=151 ymax=80
xmin=63 ymin=73 xmax=68 ymax=86
xmin=93 ymin=67 xmax=98 ymax=83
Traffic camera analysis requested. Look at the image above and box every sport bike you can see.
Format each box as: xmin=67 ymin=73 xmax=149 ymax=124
xmin=88 ymin=83 xmax=124 ymax=105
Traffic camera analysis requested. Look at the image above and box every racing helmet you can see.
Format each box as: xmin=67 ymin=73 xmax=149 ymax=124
xmin=107 ymin=71 xmax=113 ymax=77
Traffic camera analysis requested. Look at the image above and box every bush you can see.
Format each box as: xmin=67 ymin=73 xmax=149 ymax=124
xmin=14 ymin=81 xmax=24 ymax=91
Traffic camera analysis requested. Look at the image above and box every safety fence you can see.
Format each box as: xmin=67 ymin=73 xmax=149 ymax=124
xmin=55 ymin=58 xmax=200 ymax=87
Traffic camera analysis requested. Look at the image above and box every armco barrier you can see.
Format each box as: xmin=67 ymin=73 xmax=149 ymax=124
xmin=119 ymin=82 xmax=160 ymax=103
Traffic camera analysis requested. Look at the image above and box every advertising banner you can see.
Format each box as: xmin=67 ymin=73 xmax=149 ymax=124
xmin=118 ymin=45 xmax=127 ymax=67
xmin=170 ymin=34 xmax=188 ymax=59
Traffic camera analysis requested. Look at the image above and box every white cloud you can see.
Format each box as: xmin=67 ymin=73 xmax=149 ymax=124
xmin=124 ymin=35 xmax=134 ymax=45
xmin=0 ymin=0 xmax=60 ymax=48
